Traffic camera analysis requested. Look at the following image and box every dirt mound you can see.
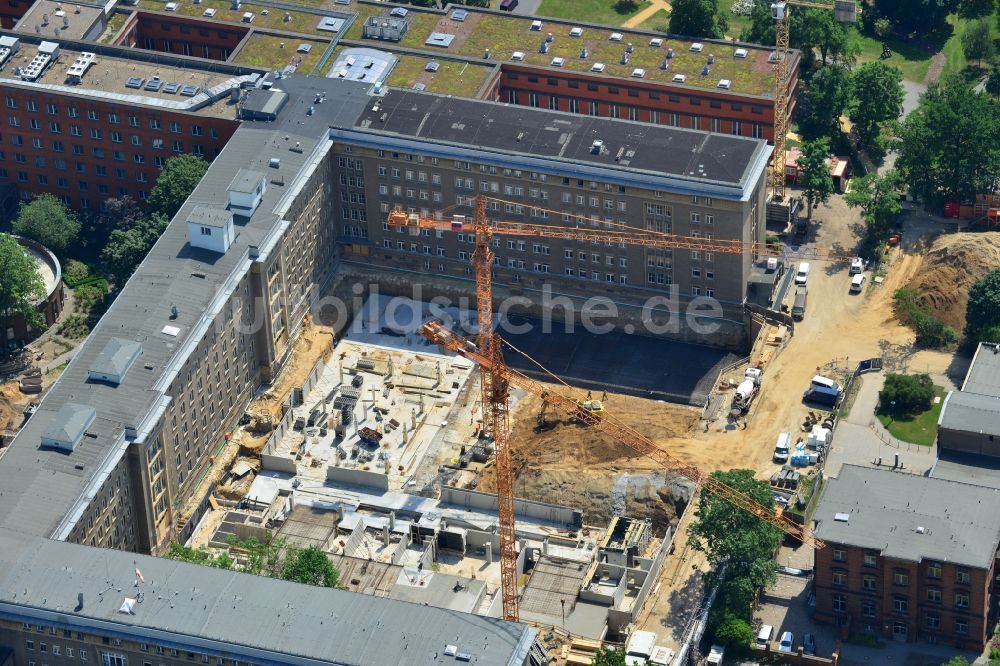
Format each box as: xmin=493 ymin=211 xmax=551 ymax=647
xmin=907 ymin=232 xmax=1000 ymax=330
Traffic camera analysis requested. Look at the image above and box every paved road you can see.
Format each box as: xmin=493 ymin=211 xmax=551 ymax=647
xmin=509 ymin=0 xmax=541 ymax=16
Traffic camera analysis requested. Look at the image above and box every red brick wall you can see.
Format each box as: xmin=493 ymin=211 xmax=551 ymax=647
xmin=0 ymin=0 xmax=28 ymax=28
xmin=814 ymin=542 xmax=995 ymax=651
xmin=115 ymin=11 xmax=249 ymax=61
xmin=0 ymin=85 xmax=238 ymax=211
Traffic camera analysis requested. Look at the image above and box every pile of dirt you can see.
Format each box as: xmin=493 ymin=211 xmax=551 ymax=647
xmin=907 ymin=232 xmax=1000 ymax=331
xmin=479 ymin=387 xmax=700 ymax=531
xmin=0 ymin=382 xmax=29 ymax=434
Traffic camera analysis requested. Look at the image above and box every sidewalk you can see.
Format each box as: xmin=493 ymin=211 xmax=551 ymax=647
xmin=622 ymin=0 xmax=671 ymax=28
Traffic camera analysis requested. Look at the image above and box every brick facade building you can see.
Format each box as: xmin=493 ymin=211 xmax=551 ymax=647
xmin=814 ymin=465 xmax=1000 ymax=651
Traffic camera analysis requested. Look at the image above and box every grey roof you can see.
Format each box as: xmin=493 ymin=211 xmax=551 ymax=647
xmin=932 ymin=450 xmax=1000 ymax=490
xmin=961 ymin=342 xmax=1000 ymax=397
xmin=0 ymin=535 xmax=535 ymax=666
xmin=229 ymin=168 xmax=265 ymax=195
xmin=339 ymin=89 xmax=771 ymax=200
xmin=327 ymin=47 xmax=398 ymax=83
xmin=813 ymin=465 xmax=1000 ymax=568
xmin=241 ymin=88 xmax=288 ymax=118
xmin=41 ymin=403 xmax=96 ymax=450
xmin=187 ymin=206 xmax=233 ymax=228
xmin=938 ymin=390 xmax=1000 ymax=437
xmin=89 ymin=337 xmax=142 ymax=382
xmin=0 ymin=76 xmax=372 ymax=542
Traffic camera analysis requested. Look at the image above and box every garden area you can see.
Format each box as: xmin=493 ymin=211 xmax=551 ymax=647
xmin=876 ymin=373 xmax=946 ymax=447
xmin=536 ymin=0 xmax=651 ymax=26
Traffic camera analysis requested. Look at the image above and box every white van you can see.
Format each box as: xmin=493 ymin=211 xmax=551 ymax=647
xmin=756 ymin=624 xmax=774 ymax=648
xmin=795 ymin=262 xmax=810 ymax=285
xmin=811 ymin=375 xmax=840 ymax=392
xmin=850 ymin=273 xmax=866 ymax=293
xmin=773 ymin=433 xmax=791 ymax=463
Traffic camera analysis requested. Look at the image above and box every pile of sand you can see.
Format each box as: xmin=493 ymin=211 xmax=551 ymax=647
xmin=906 ymin=232 xmax=1000 ymax=331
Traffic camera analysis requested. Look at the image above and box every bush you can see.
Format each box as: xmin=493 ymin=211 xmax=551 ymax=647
xmin=74 ymin=282 xmax=108 ymax=314
xmin=894 ymin=288 xmax=957 ymax=348
xmin=880 ymin=373 xmax=935 ymax=415
xmin=57 ymin=314 xmax=90 ymax=339
xmin=713 ymin=615 xmax=754 ymax=656
xmin=63 ymin=259 xmax=91 ymax=286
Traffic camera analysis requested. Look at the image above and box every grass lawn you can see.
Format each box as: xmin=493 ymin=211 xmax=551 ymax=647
xmin=853 ymin=29 xmax=935 ymax=83
xmin=536 ymin=0 xmax=652 ymax=26
xmin=637 ymin=8 xmax=669 ymax=32
xmin=386 ymin=56 xmax=493 ymax=97
xmin=138 ymin=0 xmax=327 ymax=36
xmin=100 ymin=11 xmax=130 ymax=43
xmin=876 ymin=386 xmax=946 ymax=447
xmin=232 ymin=35 xmax=328 ymax=74
xmin=726 ymin=8 xmax=752 ymax=41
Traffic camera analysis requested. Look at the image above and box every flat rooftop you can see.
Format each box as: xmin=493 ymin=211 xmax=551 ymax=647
xmin=939 ymin=390 xmax=1000 ymax=437
xmin=962 ymin=342 xmax=1000 ymax=398
xmin=813 ymin=464 xmax=1000 ymax=568
xmin=17 ymin=0 xmax=104 ymax=41
xmin=342 ymin=88 xmax=770 ymax=199
xmin=342 ymin=4 xmax=782 ymax=96
xmin=0 ymin=76 xmax=372 ymax=542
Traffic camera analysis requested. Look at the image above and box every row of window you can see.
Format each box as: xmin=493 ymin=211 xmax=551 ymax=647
xmin=828 ymin=596 xmax=970 ymax=634
xmin=3 ymin=100 xmax=217 ymax=136
xmin=831 ymin=572 xmax=971 ymax=607
xmin=832 ymin=549 xmax=972 ymax=582
xmin=137 ymin=37 xmax=231 ymax=60
xmin=506 ymin=72 xmax=769 ymax=114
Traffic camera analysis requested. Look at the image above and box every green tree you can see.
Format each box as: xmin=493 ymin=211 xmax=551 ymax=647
xmin=713 ymin=614 xmax=755 ymax=654
xmin=591 ymin=646 xmax=626 ymax=666
xmin=962 ymin=18 xmax=995 ymax=68
xmin=874 ymin=0 xmax=958 ymax=35
xmin=100 ymin=213 xmax=169 ymax=285
xmin=148 ymin=154 xmax=209 ymax=218
xmin=668 ymin=0 xmax=727 ymax=39
xmin=959 ymin=0 xmax=995 ymax=18
xmin=0 ymin=233 xmax=46 ymax=330
xmin=798 ymin=65 xmax=852 ymax=140
xmin=799 ymin=9 xmax=858 ymax=67
xmin=798 ymin=138 xmax=835 ymax=219
xmin=688 ymin=469 xmax=783 ymax=590
xmin=11 ymin=194 xmax=81 ymax=254
xmin=897 ymin=76 xmax=1000 ymax=203
xmin=280 ymin=545 xmax=340 ymax=587
xmin=845 ymin=170 xmax=903 ymax=242
xmin=879 ymin=373 xmax=935 ymax=414
xmin=966 ymin=268 xmax=1000 ymax=341
xmin=986 ymin=65 xmax=1000 ymax=98
xmin=165 ymin=542 xmax=234 ymax=569
xmin=850 ymin=61 xmax=905 ymax=147
xmin=942 ymin=655 xmax=971 ymax=666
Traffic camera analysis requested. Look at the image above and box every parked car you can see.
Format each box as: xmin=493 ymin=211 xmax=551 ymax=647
xmin=778 ymin=631 xmax=794 ymax=653
xmin=802 ymin=633 xmax=817 ymax=656
xmin=850 ymin=273 xmax=866 ymax=293
xmin=499 ymin=0 xmax=518 ymax=9
xmin=795 ymin=262 xmax=810 ymax=285
xmin=773 ymin=432 xmax=791 ymax=463
xmin=850 ymin=257 xmax=864 ymax=274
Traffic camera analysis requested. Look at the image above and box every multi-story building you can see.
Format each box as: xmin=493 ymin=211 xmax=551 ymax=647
xmin=331 ymin=88 xmax=771 ymax=340
xmin=813 ymin=465 xmax=1000 ymax=651
xmin=937 ymin=342 xmax=1000 ymax=458
xmin=0 ymin=35 xmax=250 ymax=210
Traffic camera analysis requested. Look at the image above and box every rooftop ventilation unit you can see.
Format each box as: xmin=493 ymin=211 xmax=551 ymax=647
xmin=666 ymin=47 xmax=674 ymax=59
xmin=834 ymin=512 xmax=850 ymax=522
xmin=672 ymin=73 xmax=686 ymax=83
xmin=570 ymin=26 xmax=583 ymax=37
xmin=660 ymin=57 xmax=669 ymax=70
xmin=228 ymin=168 xmax=266 ymax=217
xmin=66 ymin=51 xmax=94 ymax=83
xmin=717 ymin=79 xmax=731 ymax=89
xmin=539 ymin=41 xmax=549 ymax=54
xmin=451 ymin=8 xmax=467 ymax=21
xmin=0 ymin=36 xmax=20 ymax=68
xmin=579 ymin=47 xmax=589 ymax=58
xmin=649 ymin=37 xmax=663 ymax=47
xmin=511 ymin=51 xmax=524 ymax=61
xmin=425 ymin=61 xmax=439 ymax=72
xmin=41 ymin=403 xmax=96 ymax=452
xmin=88 ymin=338 xmax=141 ymax=385
xmin=631 ymin=68 xmax=645 ymax=78
xmin=734 ymin=47 xmax=748 ymax=58
xmin=591 ymin=139 xmax=603 ymax=154
xmin=707 ymin=53 xmax=715 ymax=64
xmin=625 ymin=42 xmax=634 ymax=54
xmin=690 ymin=42 xmax=703 ymax=52
xmin=609 ymin=32 xmax=623 ymax=41
xmin=187 ymin=206 xmax=234 ymax=254
xmin=701 ymin=65 xmax=710 ymax=75
xmin=591 ymin=62 xmax=605 ymax=72
xmin=619 ymin=52 xmax=629 ymax=65
xmin=551 ymin=57 xmax=564 ymax=67
xmin=164 ymin=1 xmax=178 ymax=10
xmin=545 ymin=32 xmax=554 ymax=43
xmin=530 ymin=20 xmax=542 ymax=30
xmin=768 ymin=51 xmax=780 ymax=63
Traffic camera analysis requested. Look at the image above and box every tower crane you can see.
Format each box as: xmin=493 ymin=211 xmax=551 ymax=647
xmin=769 ymin=0 xmax=858 ymax=200
xmin=387 ymin=195 xmax=850 ymax=621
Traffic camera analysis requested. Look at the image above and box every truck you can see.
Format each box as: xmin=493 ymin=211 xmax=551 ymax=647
xmin=732 ymin=368 xmax=762 ymax=414
xmin=625 ymin=631 xmax=674 ymax=666
xmin=706 ymin=644 xmax=725 ymax=666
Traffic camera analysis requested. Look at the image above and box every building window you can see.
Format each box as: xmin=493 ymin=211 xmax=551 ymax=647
xmin=893 ymin=596 xmax=908 ymax=613
xmin=926 ymin=588 xmax=941 ymax=603
xmin=832 ymin=594 xmax=847 ymax=613
xmin=894 ymin=570 xmax=909 ymax=586
xmin=862 ymin=601 xmax=876 ymax=618
xmin=955 ymin=592 xmax=970 ymax=608
xmin=101 ymin=653 xmax=127 ymax=666
xmin=863 ymin=551 xmax=877 ymax=567
xmin=955 ymin=618 xmax=968 ymax=635
xmin=832 ymin=570 xmax=847 ymax=587
xmin=928 ymin=562 xmax=942 ymax=579
xmin=927 ymin=613 xmax=941 ymax=629
xmin=856 ymin=574 xmax=874 ymax=592
xmin=957 ymin=569 xmax=970 ymax=584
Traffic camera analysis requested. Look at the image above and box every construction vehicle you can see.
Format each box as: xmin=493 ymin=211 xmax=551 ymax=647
xmin=387 ymin=195 xmax=843 ymax=621
xmin=732 ymin=368 xmax=762 ymax=415
xmin=574 ymin=399 xmax=605 ymax=417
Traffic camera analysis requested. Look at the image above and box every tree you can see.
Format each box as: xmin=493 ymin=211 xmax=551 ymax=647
xmin=713 ymin=615 xmax=755 ymax=654
xmin=798 ymin=139 xmax=835 ymax=219
xmin=897 ymin=76 xmax=1000 ymax=203
xmin=966 ymin=268 xmax=1000 ymax=341
xmin=942 ymin=658 xmax=971 ymax=666
xmin=963 ymin=18 xmax=996 ymax=68
xmin=849 ymin=61 xmax=904 ymax=147
xmin=986 ymin=65 xmax=1000 ymax=98
xmin=959 ymin=0 xmax=995 ymax=18
xmin=280 ymin=546 xmax=340 ymax=587
xmin=874 ymin=0 xmax=958 ymax=35
xmin=11 ymin=194 xmax=81 ymax=255
xmin=798 ymin=65 xmax=852 ymax=141
xmin=668 ymin=0 xmax=727 ymax=39
xmin=845 ymin=170 xmax=903 ymax=242
xmin=100 ymin=213 xmax=169 ymax=285
xmin=879 ymin=373 xmax=935 ymax=414
xmin=0 ymin=233 xmax=46 ymax=331
xmin=688 ymin=469 xmax=783 ymax=590
xmin=590 ymin=647 xmax=626 ymax=666
xmin=798 ymin=9 xmax=858 ymax=67
xmin=148 ymin=154 xmax=209 ymax=218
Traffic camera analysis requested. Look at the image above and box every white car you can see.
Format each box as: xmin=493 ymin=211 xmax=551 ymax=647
xmin=850 ymin=257 xmax=864 ymax=274
xmin=778 ymin=631 xmax=794 ymax=653
xmin=850 ymin=273 xmax=866 ymax=293
xmin=795 ymin=262 xmax=810 ymax=285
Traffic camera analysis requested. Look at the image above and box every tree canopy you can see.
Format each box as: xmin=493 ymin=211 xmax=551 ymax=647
xmin=798 ymin=138 xmax=835 ymax=219
xmin=879 ymin=373 xmax=936 ymax=415
xmin=590 ymin=646 xmax=626 ymax=666
xmin=897 ymin=76 xmax=1000 ymax=204
xmin=962 ymin=18 xmax=995 ymax=68
xmin=797 ymin=65 xmax=852 ymax=141
xmin=101 ymin=213 xmax=169 ymax=285
xmin=849 ymin=61 xmax=905 ymax=147
xmin=741 ymin=4 xmax=856 ymax=67
xmin=11 ymin=194 xmax=81 ymax=255
xmin=280 ymin=546 xmax=341 ymax=588
xmin=873 ymin=0 xmax=958 ymax=35
xmin=148 ymin=154 xmax=209 ymax=218
xmin=668 ymin=0 xmax=727 ymax=39
xmin=0 ymin=233 xmax=46 ymax=330
xmin=845 ymin=170 xmax=903 ymax=243
xmin=966 ymin=268 xmax=1000 ymax=342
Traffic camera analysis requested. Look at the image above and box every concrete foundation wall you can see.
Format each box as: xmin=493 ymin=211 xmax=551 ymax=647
xmin=440 ymin=487 xmax=582 ymax=527
xmin=325 ymin=466 xmax=390 ymax=491
xmin=261 ymin=454 xmax=297 ymax=474
xmin=342 ymin=517 xmax=367 ymax=558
